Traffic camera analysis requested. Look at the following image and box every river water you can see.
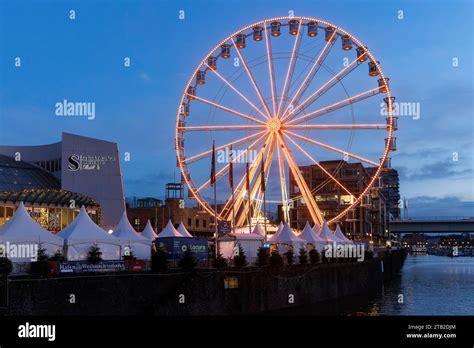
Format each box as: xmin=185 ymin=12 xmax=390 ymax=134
xmin=277 ymin=254 xmax=474 ymax=316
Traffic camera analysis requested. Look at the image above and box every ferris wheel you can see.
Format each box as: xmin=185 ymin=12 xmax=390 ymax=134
xmin=175 ymin=16 xmax=397 ymax=228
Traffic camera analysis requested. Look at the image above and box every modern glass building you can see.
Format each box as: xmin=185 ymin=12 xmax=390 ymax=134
xmin=0 ymin=154 xmax=100 ymax=230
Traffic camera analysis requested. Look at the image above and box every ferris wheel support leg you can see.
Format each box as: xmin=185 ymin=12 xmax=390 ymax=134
xmin=221 ymin=137 xmax=271 ymax=222
xmin=235 ymin=135 xmax=276 ymax=227
xmin=278 ymin=133 xmax=324 ymax=227
xmin=276 ymin=142 xmax=290 ymax=223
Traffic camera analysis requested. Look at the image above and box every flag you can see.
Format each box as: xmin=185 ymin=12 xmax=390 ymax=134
xmin=260 ymin=155 xmax=265 ymax=193
xmin=245 ymin=162 xmax=250 ymax=192
xmin=229 ymin=145 xmax=234 ymax=189
xmin=210 ymin=141 xmax=216 ymax=186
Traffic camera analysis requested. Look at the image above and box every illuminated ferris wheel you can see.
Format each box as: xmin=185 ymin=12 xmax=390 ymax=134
xmin=176 ymin=16 xmax=397 ymax=228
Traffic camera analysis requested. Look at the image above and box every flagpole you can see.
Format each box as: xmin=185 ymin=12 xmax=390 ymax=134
xmin=261 ymin=154 xmax=267 ymax=242
xmin=246 ymin=162 xmax=251 ymax=235
xmin=230 ymin=145 xmax=235 ymax=234
xmin=211 ymin=141 xmax=218 ymax=259
xmin=263 ymin=182 xmax=267 ymax=243
xmin=214 ymin=174 xmax=218 ymax=259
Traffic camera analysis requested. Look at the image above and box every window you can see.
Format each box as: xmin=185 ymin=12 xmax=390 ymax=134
xmin=188 ymin=218 xmax=192 ymax=226
xmin=203 ymin=219 xmax=206 ymax=228
xmin=196 ymin=219 xmax=199 ymax=228
xmin=224 ymin=276 xmax=239 ymax=289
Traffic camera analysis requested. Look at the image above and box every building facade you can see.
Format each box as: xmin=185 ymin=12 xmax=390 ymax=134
xmin=0 ymin=132 xmax=125 ymax=230
xmin=289 ymin=160 xmax=389 ymax=243
xmin=366 ymin=167 xmax=400 ymax=220
xmin=127 ymin=183 xmax=216 ymax=237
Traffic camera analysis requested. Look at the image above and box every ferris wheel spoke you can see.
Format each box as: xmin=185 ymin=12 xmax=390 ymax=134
xmin=232 ymin=39 xmax=272 ymax=119
xmin=285 ymin=123 xmax=386 ymax=131
xmin=284 ymin=130 xmax=379 ymax=167
xmin=189 ymin=94 xmax=266 ymax=125
xmin=180 ymin=125 xmax=266 ymax=132
xmin=263 ymin=22 xmax=278 ymax=116
xmin=277 ymin=18 xmax=303 ymax=117
xmin=284 ymin=133 xmax=355 ymax=198
xmin=204 ymin=63 xmax=270 ymax=120
xmin=277 ymin=133 xmax=324 ymax=227
xmin=235 ymin=134 xmax=276 ymax=226
xmin=195 ymin=133 xmax=268 ymax=193
xmin=185 ymin=131 xmax=266 ymax=164
xmin=288 ymin=87 xmax=381 ymax=125
xmin=281 ymin=30 xmax=337 ymax=119
xmin=282 ymin=55 xmax=368 ymax=122
xmin=276 ymin=139 xmax=290 ymax=223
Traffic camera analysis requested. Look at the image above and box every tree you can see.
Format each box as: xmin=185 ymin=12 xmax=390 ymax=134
xmin=233 ymin=245 xmax=247 ymax=268
xmin=178 ymin=248 xmax=197 ymax=273
xmin=213 ymin=252 xmax=227 ymax=269
xmin=308 ymin=249 xmax=320 ymax=264
xmin=151 ymin=246 xmax=168 ymax=273
xmin=31 ymin=244 xmax=50 ymax=278
xmin=256 ymin=247 xmax=269 ymax=267
xmin=87 ymin=243 xmax=103 ymax=264
xmin=0 ymin=257 xmax=13 ymax=275
xmin=269 ymin=250 xmax=283 ymax=268
xmin=284 ymin=248 xmax=294 ymax=266
xmin=298 ymin=247 xmax=308 ymax=265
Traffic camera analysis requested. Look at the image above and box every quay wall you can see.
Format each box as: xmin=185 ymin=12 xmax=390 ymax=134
xmin=2 ymin=250 xmax=406 ymax=315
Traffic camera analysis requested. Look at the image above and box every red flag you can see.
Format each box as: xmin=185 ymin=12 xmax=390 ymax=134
xmin=260 ymin=155 xmax=265 ymax=193
xmin=210 ymin=141 xmax=216 ymax=186
xmin=245 ymin=162 xmax=250 ymax=191
xmin=229 ymin=145 xmax=234 ymax=189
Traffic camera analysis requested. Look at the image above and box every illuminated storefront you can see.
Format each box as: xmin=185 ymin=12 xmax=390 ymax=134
xmin=0 ymin=189 xmax=100 ymax=232
xmin=0 ymin=153 xmax=100 ymax=231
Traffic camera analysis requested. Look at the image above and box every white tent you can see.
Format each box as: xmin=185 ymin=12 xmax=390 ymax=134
xmin=298 ymin=221 xmax=326 ymax=251
xmin=252 ymin=223 xmax=265 ymax=237
xmin=58 ymin=206 xmax=121 ymax=261
xmin=142 ymin=220 xmax=158 ymax=241
xmin=317 ymin=221 xmax=343 ymax=243
xmin=157 ymin=220 xmax=183 ymax=238
xmin=334 ymin=224 xmax=353 ymax=244
xmin=112 ymin=212 xmax=151 ymax=260
xmin=0 ymin=202 xmax=63 ymax=261
xmin=269 ymin=223 xmax=305 ymax=252
xmin=177 ymin=222 xmax=193 ymax=237
xmin=276 ymin=222 xmax=284 ymax=234
xmin=219 ymin=232 xmax=264 ymax=260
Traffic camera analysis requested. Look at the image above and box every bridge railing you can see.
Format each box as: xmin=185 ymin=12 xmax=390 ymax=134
xmin=392 ymin=216 xmax=474 ymax=222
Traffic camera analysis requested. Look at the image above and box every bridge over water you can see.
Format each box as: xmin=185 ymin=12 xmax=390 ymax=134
xmin=390 ymin=217 xmax=474 ymax=233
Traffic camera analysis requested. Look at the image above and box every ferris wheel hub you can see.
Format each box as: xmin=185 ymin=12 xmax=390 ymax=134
xmin=266 ymin=117 xmax=282 ymax=132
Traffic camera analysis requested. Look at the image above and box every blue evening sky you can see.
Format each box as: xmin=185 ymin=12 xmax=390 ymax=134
xmin=0 ymin=0 xmax=473 ymax=217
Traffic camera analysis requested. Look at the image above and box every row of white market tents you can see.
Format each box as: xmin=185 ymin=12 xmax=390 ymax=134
xmin=219 ymin=220 xmax=354 ymax=259
xmin=0 ymin=202 xmax=196 ymax=263
xmin=270 ymin=221 xmax=353 ymax=251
